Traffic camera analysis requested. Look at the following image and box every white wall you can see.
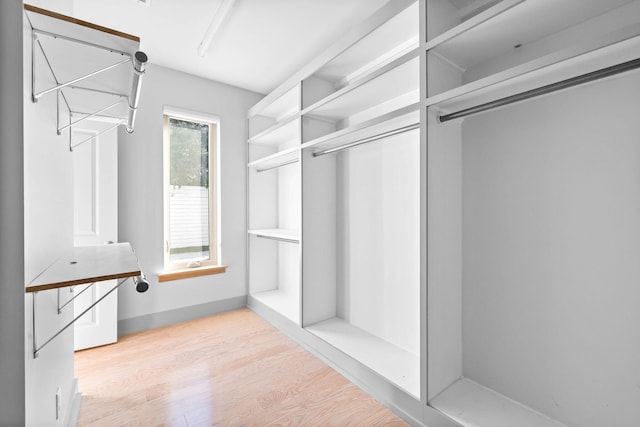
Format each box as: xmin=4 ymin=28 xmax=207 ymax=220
xmin=462 ymin=72 xmax=640 ymax=427
xmin=117 ymin=64 xmax=261 ymax=321
xmin=23 ymin=4 xmax=77 ymax=425
xmin=0 ymin=1 xmax=25 ymax=425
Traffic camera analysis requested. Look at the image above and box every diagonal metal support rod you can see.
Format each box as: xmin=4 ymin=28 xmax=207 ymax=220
xmin=33 ymin=57 xmax=130 ymax=102
xmin=57 ymin=282 xmax=96 ymax=314
xmin=57 ymin=99 xmax=125 ymax=134
xmin=70 ymin=121 xmax=124 ymax=152
xmin=33 ymin=278 xmax=130 ymax=358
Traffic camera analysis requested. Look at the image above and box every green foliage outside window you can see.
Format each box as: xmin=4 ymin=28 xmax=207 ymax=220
xmin=169 ymin=118 xmax=209 ymax=187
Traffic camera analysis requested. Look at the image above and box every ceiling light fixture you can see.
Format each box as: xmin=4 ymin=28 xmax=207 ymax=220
xmin=197 ymin=0 xmax=237 ymax=57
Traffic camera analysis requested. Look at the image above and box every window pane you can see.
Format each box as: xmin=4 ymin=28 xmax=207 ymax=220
xmin=168 ymin=118 xmax=210 ymax=264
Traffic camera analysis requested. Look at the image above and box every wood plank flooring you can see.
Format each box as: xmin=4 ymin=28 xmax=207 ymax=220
xmin=75 ymin=308 xmax=409 ymax=426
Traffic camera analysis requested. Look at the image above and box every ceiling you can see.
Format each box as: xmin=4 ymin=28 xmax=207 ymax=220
xmin=66 ymin=0 xmax=390 ymax=95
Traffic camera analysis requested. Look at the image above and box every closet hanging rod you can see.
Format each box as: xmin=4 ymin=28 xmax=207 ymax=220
xmin=312 ymin=122 xmax=420 ymax=157
xmin=126 ymin=51 xmax=148 ymax=133
xmin=439 ymin=57 xmax=640 ymax=123
xmin=256 ymin=158 xmax=299 ymax=173
xmin=255 ymin=234 xmax=300 ymax=244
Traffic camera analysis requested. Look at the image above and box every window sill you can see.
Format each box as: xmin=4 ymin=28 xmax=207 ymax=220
xmin=158 ymin=265 xmax=227 ymax=282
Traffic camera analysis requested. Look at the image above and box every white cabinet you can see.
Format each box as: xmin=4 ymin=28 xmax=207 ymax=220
xmin=425 ymin=1 xmax=640 ymax=426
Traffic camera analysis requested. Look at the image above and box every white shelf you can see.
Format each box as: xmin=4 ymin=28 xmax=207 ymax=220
xmin=303 ymin=54 xmax=419 ymax=122
xmin=26 ymin=242 xmax=140 ymax=293
xmin=431 ymin=378 xmax=567 ymax=427
xmin=248 ymin=147 xmax=299 ymax=172
xmin=248 ymin=84 xmax=300 ymax=122
xmin=426 ymin=0 xmax=633 ymax=71
xmin=250 ymin=289 xmax=300 ymax=324
xmin=248 ymin=116 xmax=300 ymax=148
xmin=311 ymin=2 xmax=418 ymax=87
xmin=302 ymin=102 xmax=419 ymax=152
xmin=305 ymin=317 xmax=420 ymax=398
xmin=248 ymin=228 xmax=300 ymax=243
xmin=427 ymin=30 xmax=640 ymax=117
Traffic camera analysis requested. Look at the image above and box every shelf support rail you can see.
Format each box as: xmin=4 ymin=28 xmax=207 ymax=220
xmin=312 ymin=122 xmax=420 ymax=157
xmin=32 ymin=274 xmax=149 ymax=358
xmin=438 ymin=57 xmax=640 ymax=123
xmin=31 ymin=29 xmax=148 ymax=135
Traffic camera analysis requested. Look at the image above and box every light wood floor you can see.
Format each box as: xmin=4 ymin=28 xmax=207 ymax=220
xmin=75 ymin=308 xmax=409 ymax=426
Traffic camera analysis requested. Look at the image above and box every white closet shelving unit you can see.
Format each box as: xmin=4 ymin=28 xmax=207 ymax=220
xmin=247 ymin=85 xmax=302 ymax=325
xmin=301 ymin=0 xmax=421 ymax=399
xmin=425 ymin=1 xmax=640 ymax=426
xmin=247 ymin=0 xmax=424 ymax=403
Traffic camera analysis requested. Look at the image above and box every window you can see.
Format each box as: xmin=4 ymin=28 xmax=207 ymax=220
xmin=161 ymin=108 xmax=224 ymax=279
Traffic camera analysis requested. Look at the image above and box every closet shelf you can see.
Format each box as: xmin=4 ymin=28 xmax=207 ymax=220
xmin=425 ymin=0 xmax=632 ymax=71
xmin=430 ymin=378 xmax=566 ymax=427
xmin=248 ymin=147 xmax=299 ymax=172
xmin=248 ymin=84 xmax=300 ymax=122
xmin=25 ymin=5 xmax=148 ymax=149
xmin=428 ymin=31 xmax=640 ymax=118
xmin=248 ymin=229 xmax=300 ymax=243
xmin=27 ymin=242 xmax=148 ymax=358
xmin=305 ymin=317 xmax=420 ymax=398
xmin=302 ymin=54 xmax=419 ymax=122
xmin=248 ymin=115 xmax=300 ymax=147
xmin=311 ymin=2 xmax=418 ymax=87
xmin=249 ymin=291 xmax=300 ymax=325
xmin=26 ymin=243 xmax=141 ymax=293
xmin=302 ymin=102 xmax=419 ymax=153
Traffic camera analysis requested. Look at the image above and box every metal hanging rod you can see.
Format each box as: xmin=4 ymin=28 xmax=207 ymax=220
xmin=256 ymin=158 xmax=299 ymax=173
xmin=126 ymin=51 xmax=148 ymax=133
xmin=439 ymin=57 xmax=640 ymax=123
xmin=255 ymin=234 xmax=300 ymax=244
xmin=312 ymin=122 xmax=420 ymax=157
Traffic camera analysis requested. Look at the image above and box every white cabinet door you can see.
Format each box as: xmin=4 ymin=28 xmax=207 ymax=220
xmin=72 ymin=124 xmax=118 ymax=350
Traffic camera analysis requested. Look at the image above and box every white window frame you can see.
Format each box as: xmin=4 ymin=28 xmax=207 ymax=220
xmin=162 ymin=106 xmax=221 ymax=272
